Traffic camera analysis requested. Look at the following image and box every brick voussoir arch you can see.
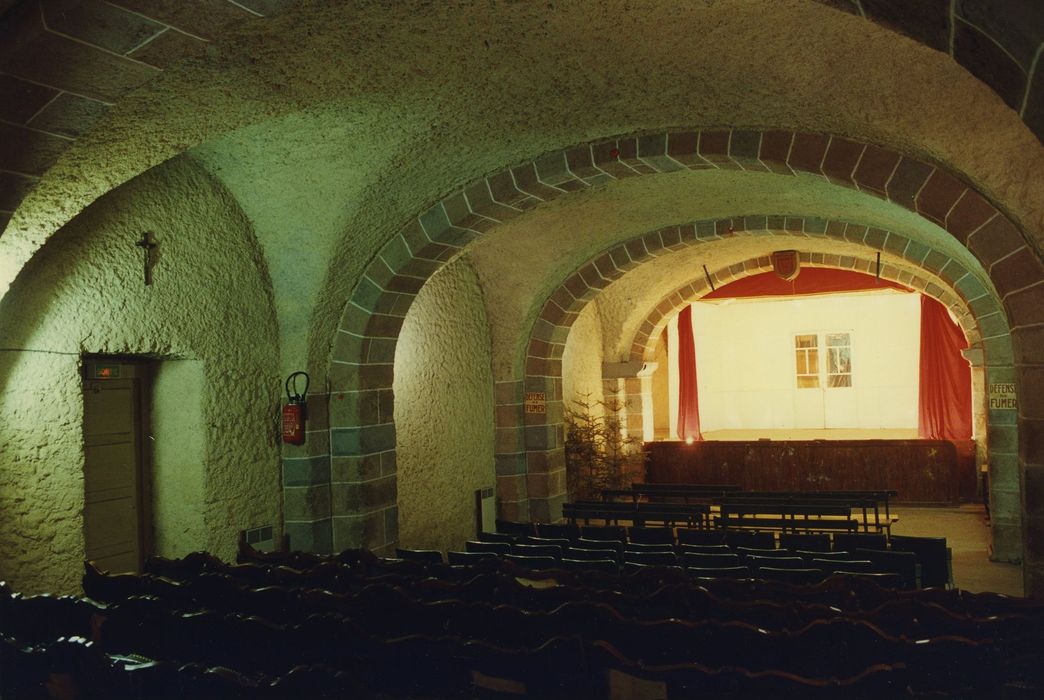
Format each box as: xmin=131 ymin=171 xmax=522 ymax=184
xmin=325 ymin=127 xmax=1043 ymax=556
xmin=526 ymin=216 xmax=1003 ymax=374
xmin=628 ymin=243 xmax=1001 ymax=365
xmin=518 ymin=215 xmax=1012 ymax=522
xmin=632 ymin=255 xmax=981 ymax=364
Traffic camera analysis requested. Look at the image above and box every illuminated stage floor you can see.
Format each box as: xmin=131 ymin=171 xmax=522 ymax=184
xmin=697 ymin=429 xmax=920 ymax=441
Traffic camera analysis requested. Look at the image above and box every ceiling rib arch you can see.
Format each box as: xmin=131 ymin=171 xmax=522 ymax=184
xmin=511 ymin=221 xmax=1015 ymax=525
xmin=522 ymin=216 xmax=1007 ymax=384
xmin=332 ymin=126 xmax=1033 ymax=383
xmin=324 ymin=126 xmax=1039 ymax=551
xmin=627 ymin=251 xmax=994 ymax=365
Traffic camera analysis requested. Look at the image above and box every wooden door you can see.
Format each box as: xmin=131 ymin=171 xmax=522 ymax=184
xmin=83 ymin=367 xmax=143 ymax=573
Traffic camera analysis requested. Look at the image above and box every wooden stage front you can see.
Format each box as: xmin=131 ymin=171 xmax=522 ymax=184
xmin=644 ymin=439 xmax=977 ymax=505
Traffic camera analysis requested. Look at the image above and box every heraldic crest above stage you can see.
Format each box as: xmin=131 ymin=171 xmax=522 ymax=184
xmin=772 ymin=250 xmax=800 ymax=281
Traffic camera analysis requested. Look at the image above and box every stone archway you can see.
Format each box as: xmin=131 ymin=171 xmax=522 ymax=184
xmin=620 ymin=249 xmax=1017 ymax=562
xmin=312 ymin=129 xmax=1040 ymax=584
xmin=517 ymin=217 xmax=1014 ymax=540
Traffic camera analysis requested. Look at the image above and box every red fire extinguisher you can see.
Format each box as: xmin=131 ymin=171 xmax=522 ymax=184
xmin=282 ymin=371 xmax=309 ymax=445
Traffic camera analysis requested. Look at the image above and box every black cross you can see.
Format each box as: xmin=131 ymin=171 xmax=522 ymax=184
xmin=136 ymin=232 xmax=157 ymax=286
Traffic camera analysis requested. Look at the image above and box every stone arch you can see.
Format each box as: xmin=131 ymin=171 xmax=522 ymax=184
xmin=519 ymin=216 xmax=1010 ymax=522
xmin=321 ymin=128 xmax=1041 ymax=561
xmin=519 ymin=223 xmax=1021 ymax=562
xmin=629 ymin=235 xmax=990 ymax=364
xmin=621 ymin=251 xmax=987 ymax=455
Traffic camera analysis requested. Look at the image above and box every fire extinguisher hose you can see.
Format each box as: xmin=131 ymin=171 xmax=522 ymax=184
xmin=286 ymin=371 xmax=310 ymax=403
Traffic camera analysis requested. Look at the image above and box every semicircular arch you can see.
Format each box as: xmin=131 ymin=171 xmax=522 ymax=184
xmin=516 ymin=217 xmax=1016 ymax=562
xmin=323 ymin=128 xmax=1038 ymax=573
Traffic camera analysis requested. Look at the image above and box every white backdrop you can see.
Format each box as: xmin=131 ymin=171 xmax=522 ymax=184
xmin=667 ymin=290 xmax=921 ymax=437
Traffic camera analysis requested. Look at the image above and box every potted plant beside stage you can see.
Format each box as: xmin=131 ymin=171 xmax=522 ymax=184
xmin=564 ymin=393 xmax=647 ymax=501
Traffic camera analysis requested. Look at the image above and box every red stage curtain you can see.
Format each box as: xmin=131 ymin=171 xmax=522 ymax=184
xmin=918 ymin=295 xmax=972 ymax=440
xmin=676 ymin=305 xmax=702 ymax=440
xmin=702 ymin=268 xmax=910 ymax=299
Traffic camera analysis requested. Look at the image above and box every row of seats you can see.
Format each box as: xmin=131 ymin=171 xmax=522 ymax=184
xmin=90 ymin=556 xmax=1038 ymax=639
xmin=497 ymin=519 xmax=887 ymax=549
xmin=397 ymin=540 xmax=916 ymax=589
xmin=490 ymin=521 xmax=951 ymax=587
xmin=0 ymin=625 xmax=922 ymax=700
xmin=5 ymin=553 xmax=1042 ymax=699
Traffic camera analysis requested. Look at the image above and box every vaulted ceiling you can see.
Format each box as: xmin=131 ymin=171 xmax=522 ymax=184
xmin=0 ymin=0 xmax=1040 ymax=385
xmin=1 ymin=0 xmax=1040 ymax=234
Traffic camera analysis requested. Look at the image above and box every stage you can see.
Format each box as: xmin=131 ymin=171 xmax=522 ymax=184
xmin=643 ymin=438 xmax=978 ymax=505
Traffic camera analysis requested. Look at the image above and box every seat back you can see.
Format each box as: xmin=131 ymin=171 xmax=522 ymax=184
xmin=564 ymin=547 xmax=620 ymax=563
xmin=622 ymin=551 xmax=677 ymax=566
xmin=511 ymin=544 xmax=562 ymax=560
xmin=495 ymin=519 xmax=536 ymax=537
xmin=628 ymin=527 xmax=676 ymax=545
xmin=581 ymin=525 xmax=627 ymax=541
xmin=735 ymin=546 xmax=787 ymax=558
xmin=812 ymin=558 xmax=873 ymax=574
xmin=779 ymin=532 xmax=831 ymax=552
xmin=677 ymin=543 xmax=730 ymax=555
xmin=756 ymin=567 xmax=824 ymax=585
xmin=503 ymin=554 xmax=558 ymax=569
xmin=573 ymin=538 xmax=624 ymax=555
xmin=676 ymin=528 xmax=726 ymax=546
xmin=466 ymin=540 xmax=512 ymax=555
xmin=395 ymin=548 xmax=443 ymax=564
xmin=447 ymin=551 xmax=495 ymax=565
xmin=680 ymin=552 xmax=741 ymax=568
xmin=559 ymin=558 xmax=618 ymax=573
xmin=855 ymin=548 xmax=918 ymax=589
xmin=832 ymin=571 xmax=905 ymax=588
xmin=522 ymin=536 xmax=571 ymax=548
xmin=794 ymin=551 xmax=851 ymax=570
xmin=477 ymin=531 xmax=517 ymax=544
xmin=623 ymin=543 xmax=674 ymax=553
xmin=535 ymin=522 xmax=581 ymax=541
xmin=833 ymin=532 xmax=887 ymax=552
xmin=685 ymin=565 xmax=751 ymax=579
xmin=888 ymin=535 xmax=950 ymax=588
xmin=747 ymin=555 xmax=805 ymax=570
xmin=724 ymin=530 xmax=775 ymax=549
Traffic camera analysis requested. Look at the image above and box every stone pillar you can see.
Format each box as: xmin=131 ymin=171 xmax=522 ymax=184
xmin=962 ymin=347 xmax=989 ymax=509
xmin=984 ymin=363 xmax=1022 ymax=563
xmin=523 ymin=375 xmax=566 ymax=523
xmin=494 ymin=380 xmax=530 ymax=522
xmin=327 ymin=363 xmax=400 ymax=558
xmin=651 ymin=336 xmax=671 ymax=440
xmin=281 ymin=392 xmax=333 ymax=553
xmin=603 ymin=361 xmax=657 ymax=443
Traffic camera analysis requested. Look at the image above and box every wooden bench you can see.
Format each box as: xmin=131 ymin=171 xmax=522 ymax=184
xmin=562 ymin=501 xmax=711 ymax=529
xmin=721 ymin=490 xmax=898 ymax=533
xmin=636 ymin=483 xmax=743 ymax=501
xmin=716 ymin=502 xmax=859 ymax=533
xmin=601 ymin=484 xmax=742 ymax=505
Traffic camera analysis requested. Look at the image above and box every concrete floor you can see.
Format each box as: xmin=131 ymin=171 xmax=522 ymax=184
xmin=890 ymin=504 xmax=1023 ymax=596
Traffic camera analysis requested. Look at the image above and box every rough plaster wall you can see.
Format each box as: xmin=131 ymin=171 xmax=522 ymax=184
xmin=394 ymin=255 xmax=495 ymax=553
xmin=1 ymin=1 xmax=1040 ymax=385
xmin=561 ymin=297 xmax=605 ymax=417
xmin=150 ymin=360 xmax=206 ymax=558
xmin=190 ymin=104 xmax=411 ymax=380
xmin=0 ymin=156 xmax=280 ymax=594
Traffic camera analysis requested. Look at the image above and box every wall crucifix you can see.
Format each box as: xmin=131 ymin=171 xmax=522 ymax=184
xmin=135 ymin=232 xmax=158 ymax=286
